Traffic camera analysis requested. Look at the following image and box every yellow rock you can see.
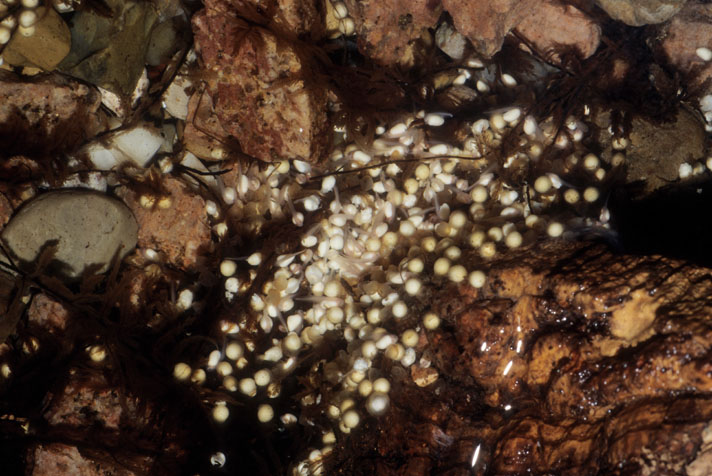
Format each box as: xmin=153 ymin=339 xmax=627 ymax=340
xmin=2 ymin=7 xmax=71 ymax=71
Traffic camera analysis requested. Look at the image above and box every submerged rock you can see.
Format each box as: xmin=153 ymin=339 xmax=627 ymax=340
xmin=344 ymin=0 xmax=442 ymax=66
xmin=0 ymin=72 xmax=108 ymax=157
xmin=1 ymin=7 xmax=71 ymax=72
xmin=329 ymin=240 xmax=712 ymax=474
xmin=443 ymin=0 xmax=537 ymax=58
xmin=192 ymin=3 xmax=330 ymax=163
xmin=1 ymin=190 xmax=138 ymax=279
xmin=596 ymin=0 xmax=687 ymax=26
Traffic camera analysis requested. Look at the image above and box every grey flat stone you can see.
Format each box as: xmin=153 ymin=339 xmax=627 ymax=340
xmin=1 ymin=190 xmax=137 ymax=279
xmin=596 ymin=0 xmax=686 ymax=26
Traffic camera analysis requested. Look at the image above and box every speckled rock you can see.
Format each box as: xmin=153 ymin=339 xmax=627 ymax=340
xmin=27 ymin=294 xmax=69 ymax=334
xmin=516 ymin=0 xmax=601 ymax=61
xmin=192 ymin=3 xmax=330 ymax=163
xmin=118 ymin=177 xmax=211 ymax=270
xmin=28 ymin=444 xmax=147 ymax=476
xmin=326 ymin=241 xmax=712 ymax=474
xmin=203 ymin=0 xmax=322 ymax=37
xmin=0 ymin=72 xmax=108 ymax=157
xmin=442 ymin=0 xmax=537 ymax=58
xmin=344 ymin=0 xmax=442 ymax=66
xmin=596 ymin=0 xmax=686 ymax=26
xmin=0 ymin=190 xmax=138 ymax=279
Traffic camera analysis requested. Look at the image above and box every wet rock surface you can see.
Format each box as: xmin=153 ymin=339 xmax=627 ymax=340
xmin=0 ymin=190 xmax=138 ymax=279
xmin=1 ymin=1 xmax=712 ymax=476
xmin=0 ymin=72 xmax=108 ymax=156
xmin=345 ymin=0 xmax=441 ymax=66
xmin=516 ymin=0 xmax=601 ymax=61
xmin=596 ymin=0 xmax=687 ymax=26
xmin=192 ymin=0 xmax=330 ymax=163
xmin=660 ymin=2 xmax=712 ymax=91
xmin=594 ymin=107 xmax=706 ymax=196
xmin=118 ymin=177 xmax=211 ymax=270
xmin=333 ymin=241 xmax=712 ymax=475
xmin=443 ymin=0 xmax=537 ymax=58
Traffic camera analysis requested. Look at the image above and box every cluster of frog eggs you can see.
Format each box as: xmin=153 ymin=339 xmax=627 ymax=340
xmin=163 ymin=57 xmax=627 ymax=474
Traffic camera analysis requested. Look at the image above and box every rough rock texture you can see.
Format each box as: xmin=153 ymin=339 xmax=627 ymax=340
xmin=28 ymin=443 xmax=147 ymax=476
xmin=203 ymin=0 xmax=322 ymax=37
xmin=118 ymin=177 xmax=211 ymax=270
xmin=687 ymin=424 xmax=712 ymax=476
xmin=435 ymin=22 xmax=468 ymax=60
xmin=596 ymin=0 xmax=686 ymax=26
xmin=0 ymin=72 xmax=108 ymax=157
xmin=26 ymin=370 xmax=186 ymax=476
xmin=344 ymin=0 xmax=442 ymax=66
xmin=660 ymin=3 xmax=712 ymax=92
xmin=329 ymin=241 xmax=712 ymax=475
xmin=442 ymin=0 xmax=537 ymax=58
xmin=595 ymin=107 xmax=706 ymax=196
xmin=192 ymin=2 xmax=330 ymax=163
xmin=516 ymin=0 xmax=601 ymax=61
xmin=0 ymin=190 xmax=138 ymax=279
xmin=27 ymin=294 xmax=70 ymax=334
xmin=183 ymin=88 xmax=233 ymax=161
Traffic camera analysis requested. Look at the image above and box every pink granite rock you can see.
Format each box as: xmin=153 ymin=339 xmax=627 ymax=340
xmin=344 ymin=0 xmax=442 ymax=66
xmin=660 ymin=3 xmax=712 ymax=92
xmin=516 ymin=0 xmax=601 ymax=62
xmin=192 ymin=2 xmax=330 ymax=163
xmin=442 ymin=0 xmax=537 ymax=58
